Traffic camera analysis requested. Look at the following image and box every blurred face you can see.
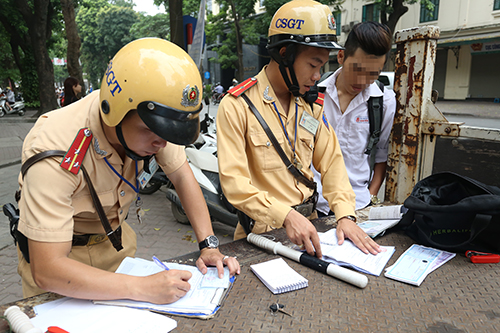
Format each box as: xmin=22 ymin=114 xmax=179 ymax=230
xmin=73 ymin=83 xmax=82 ymax=94
xmin=120 ymin=111 xmax=167 ymax=157
xmin=337 ymin=48 xmax=386 ymax=96
xmin=286 ymin=46 xmax=330 ymax=95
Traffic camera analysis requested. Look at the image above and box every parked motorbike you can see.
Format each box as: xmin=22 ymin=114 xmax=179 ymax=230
xmin=0 ymin=90 xmax=25 ymax=117
xmin=165 ymin=123 xmax=238 ymax=227
xmin=139 ymin=169 xmax=172 ymax=195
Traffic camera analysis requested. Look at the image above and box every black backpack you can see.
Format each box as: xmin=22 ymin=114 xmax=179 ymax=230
xmin=317 ymin=72 xmax=384 ymax=177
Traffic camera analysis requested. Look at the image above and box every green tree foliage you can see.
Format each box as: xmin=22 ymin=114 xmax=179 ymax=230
xmin=206 ymin=0 xmax=260 ymax=82
xmin=130 ymin=13 xmax=170 ymax=40
xmin=0 ymin=0 xmax=63 ymax=111
xmin=77 ymin=0 xmax=138 ymax=89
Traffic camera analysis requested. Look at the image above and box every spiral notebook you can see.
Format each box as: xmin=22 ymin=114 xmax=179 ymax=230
xmin=250 ymin=258 xmax=308 ymax=294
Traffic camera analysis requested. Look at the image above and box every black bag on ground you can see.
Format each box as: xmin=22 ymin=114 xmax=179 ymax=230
xmin=398 ymin=172 xmax=500 ymax=254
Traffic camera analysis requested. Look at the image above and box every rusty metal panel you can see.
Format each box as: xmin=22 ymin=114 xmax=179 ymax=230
xmin=387 ymin=26 xmax=440 ymax=204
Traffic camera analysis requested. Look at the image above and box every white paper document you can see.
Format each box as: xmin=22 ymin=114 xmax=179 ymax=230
xmin=384 ymin=244 xmax=456 ymax=286
xmin=93 ymin=257 xmax=233 ymax=318
xmin=319 ymin=228 xmax=395 ymax=276
xmin=358 ymin=205 xmax=405 ymax=238
xmin=31 ymin=298 xmax=177 ymax=333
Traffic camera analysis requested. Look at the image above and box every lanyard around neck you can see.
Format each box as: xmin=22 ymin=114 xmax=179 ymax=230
xmin=104 ymin=158 xmax=139 ymax=194
xmin=272 ymin=102 xmax=298 ymax=156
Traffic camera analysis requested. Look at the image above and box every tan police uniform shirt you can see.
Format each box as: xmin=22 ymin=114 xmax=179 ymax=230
xmin=17 ymin=91 xmax=186 ymax=296
xmin=217 ymin=67 xmax=355 ymax=237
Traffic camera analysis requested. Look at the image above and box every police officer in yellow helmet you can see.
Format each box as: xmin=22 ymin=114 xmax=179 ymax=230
xmin=16 ymin=38 xmax=240 ymax=301
xmin=217 ymin=0 xmax=383 ymax=257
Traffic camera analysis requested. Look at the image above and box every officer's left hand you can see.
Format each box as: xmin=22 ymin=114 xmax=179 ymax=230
xmin=336 ymin=218 xmax=384 ymax=255
xmin=196 ymin=248 xmax=241 ymax=279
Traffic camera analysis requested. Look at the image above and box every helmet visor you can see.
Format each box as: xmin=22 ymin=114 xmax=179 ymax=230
xmin=137 ymin=101 xmax=202 ymax=145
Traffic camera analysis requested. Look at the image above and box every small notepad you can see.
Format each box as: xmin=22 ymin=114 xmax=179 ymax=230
xmin=250 ymin=258 xmax=308 ymax=294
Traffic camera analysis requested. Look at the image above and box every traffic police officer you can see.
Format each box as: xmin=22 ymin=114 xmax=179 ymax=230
xmin=217 ymin=0 xmax=383 ymax=257
xmin=17 ymin=38 xmax=240 ymax=302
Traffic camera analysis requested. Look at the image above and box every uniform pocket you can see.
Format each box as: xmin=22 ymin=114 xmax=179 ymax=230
xmin=298 ymin=136 xmax=314 ymax=166
xmin=249 ymin=132 xmax=285 ymax=172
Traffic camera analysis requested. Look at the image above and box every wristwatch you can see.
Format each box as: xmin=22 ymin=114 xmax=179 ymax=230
xmin=341 ymin=215 xmax=357 ymax=223
xmin=370 ymin=194 xmax=381 ymax=205
xmin=198 ymin=235 xmax=219 ymax=251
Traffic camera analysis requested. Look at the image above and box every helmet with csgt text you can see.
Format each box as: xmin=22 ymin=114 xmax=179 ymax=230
xmin=267 ymin=0 xmax=343 ymax=51
xmin=100 ymin=38 xmax=202 ymax=146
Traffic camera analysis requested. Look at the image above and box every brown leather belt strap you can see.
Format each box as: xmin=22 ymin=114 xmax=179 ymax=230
xmin=241 ymin=93 xmax=317 ymax=191
xmin=20 ymin=150 xmax=123 ymax=251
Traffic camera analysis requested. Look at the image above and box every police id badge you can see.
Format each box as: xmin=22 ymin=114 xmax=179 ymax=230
xmin=137 ymin=156 xmax=159 ymax=189
xmin=299 ymin=111 xmax=319 ymax=135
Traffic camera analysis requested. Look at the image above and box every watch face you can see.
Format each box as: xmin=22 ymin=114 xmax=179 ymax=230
xmin=207 ymin=235 xmax=219 ymax=248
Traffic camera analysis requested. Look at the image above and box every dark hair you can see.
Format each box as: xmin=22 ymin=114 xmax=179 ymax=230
xmin=344 ymin=22 xmax=392 ymax=59
xmin=63 ymin=77 xmax=79 ymax=99
xmin=62 ymin=77 xmax=80 ymax=107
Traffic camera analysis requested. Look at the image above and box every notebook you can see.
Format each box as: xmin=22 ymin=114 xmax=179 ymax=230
xmin=250 ymin=258 xmax=308 ymax=294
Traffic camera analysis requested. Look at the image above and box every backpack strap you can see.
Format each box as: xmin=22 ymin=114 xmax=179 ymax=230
xmin=365 ymin=80 xmax=384 ymax=180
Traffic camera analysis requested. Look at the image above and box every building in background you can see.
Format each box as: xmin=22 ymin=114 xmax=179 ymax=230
xmin=332 ymin=0 xmax=500 ymax=101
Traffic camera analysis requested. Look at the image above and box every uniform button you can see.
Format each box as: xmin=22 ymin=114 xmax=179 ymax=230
xmin=120 ymin=190 xmax=125 ymax=197
xmin=120 ymin=209 xmax=123 ymax=214
xmin=295 ymin=97 xmax=299 ymax=102
xmin=266 ymin=142 xmax=271 ymax=147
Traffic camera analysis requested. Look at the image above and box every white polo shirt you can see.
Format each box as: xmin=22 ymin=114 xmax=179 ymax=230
xmin=313 ymin=68 xmax=396 ymax=211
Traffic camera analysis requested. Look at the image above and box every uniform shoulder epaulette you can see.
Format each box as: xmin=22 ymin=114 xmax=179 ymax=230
xmin=314 ymin=92 xmax=325 ymax=106
xmin=60 ymin=127 xmax=93 ymax=175
xmin=228 ymin=77 xmax=258 ymax=97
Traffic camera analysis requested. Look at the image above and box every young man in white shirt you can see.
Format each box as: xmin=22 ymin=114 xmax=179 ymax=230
xmin=314 ymin=21 xmax=396 ymax=214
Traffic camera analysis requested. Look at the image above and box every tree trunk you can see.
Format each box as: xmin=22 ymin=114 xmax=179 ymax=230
xmin=61 ymin=0 xmax=84 ymax=97
xmin=169 ymin=0 xmax=184 ymax=50
xmin=384 ymin=0 xmax=409 ymax=35
xmin=17 ymin=0 xmax=58 ymax=115
xmin=229 ymin=0 xmax=244 ymax=82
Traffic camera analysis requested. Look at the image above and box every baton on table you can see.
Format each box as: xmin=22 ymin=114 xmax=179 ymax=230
xmin=247 ymin=233 xmax=368 ymax=289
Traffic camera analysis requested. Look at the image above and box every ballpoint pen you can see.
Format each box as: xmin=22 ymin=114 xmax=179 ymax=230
xmin=153 ymin=255 xmax=170 ymax=270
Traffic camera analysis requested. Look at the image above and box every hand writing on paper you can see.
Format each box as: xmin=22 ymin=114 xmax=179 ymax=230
xmin=137 ymin=270 xmax=192 ymax=304
xmin=336 ymin=218 xmax=384 ymax=255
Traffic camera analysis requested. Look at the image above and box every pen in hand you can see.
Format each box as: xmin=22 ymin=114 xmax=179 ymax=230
xmin=153 ymin=255 xmax=170 ymax=271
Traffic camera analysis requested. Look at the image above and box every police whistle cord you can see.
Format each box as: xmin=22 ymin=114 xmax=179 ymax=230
xmin=247 ymin=233 xmax=368 ymax=289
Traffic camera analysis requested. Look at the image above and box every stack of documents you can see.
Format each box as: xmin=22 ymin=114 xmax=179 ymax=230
xmin=357 ymin=205 xmax=406 ymax=238
xmin=384 ymin=244 xmax=456 ymax=286
xmin=94 ymin=257 xmax=234 ymax=319
xmin=319 ymin=229 xmax=395 ymax=276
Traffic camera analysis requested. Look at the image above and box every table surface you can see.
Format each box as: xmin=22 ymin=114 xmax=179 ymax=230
xmin=2 ymin=213 xmax=500 ymax=333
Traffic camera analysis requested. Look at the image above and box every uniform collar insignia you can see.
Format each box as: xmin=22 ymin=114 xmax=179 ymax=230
xmin=263 ymin=85 xmax=273 ymax=101
xmin=93 ymin=137 xmax=107 ymax=156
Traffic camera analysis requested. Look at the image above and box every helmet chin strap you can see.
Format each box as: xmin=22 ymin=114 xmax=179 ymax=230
xmin=278 ymin=60 xmax=302 ymax=97
xmin=115 ymin=123 xmax=153 ymax=173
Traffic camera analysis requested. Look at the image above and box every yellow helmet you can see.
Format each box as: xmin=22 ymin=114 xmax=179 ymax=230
xmin=100 ymin=38 xmax=202 ymax=146
xmin=267 ymin=0 xmax=342 ymax=50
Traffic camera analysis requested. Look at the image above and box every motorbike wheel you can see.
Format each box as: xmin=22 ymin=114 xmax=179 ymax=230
xmin=18 ymin=110 xmax=25 ymax=116
xmin=0 ymin=110 xmax=4 ymax=117
xmin=139 ymin=179 xmax=163 ymax=195
xmin=171 ymin=202 xmax=190 ymax=225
